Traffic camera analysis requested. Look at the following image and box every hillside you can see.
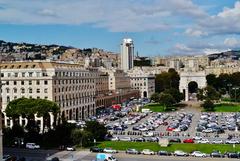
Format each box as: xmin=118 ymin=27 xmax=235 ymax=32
xmin=0 ymin=40 xmax=119 ymax=67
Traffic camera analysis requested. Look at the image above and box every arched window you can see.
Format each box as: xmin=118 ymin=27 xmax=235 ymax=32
xmin=6 ymin=88 xmax=10 ymax=93
xmin=13 ymin=88 xmax=17 ymax=93
xmin=21 ymin=88 xmax=25 ymax=94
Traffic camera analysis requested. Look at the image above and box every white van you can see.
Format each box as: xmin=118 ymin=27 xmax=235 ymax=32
xmin=26 ymin=143 xmax=40 ymax=149
xmin=95 ymin=153 xmax=117 ymax=161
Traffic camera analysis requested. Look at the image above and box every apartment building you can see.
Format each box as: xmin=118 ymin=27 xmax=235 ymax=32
xmin=128 ymin=67 xmax=155 ymax=98
xmin=0 ymin=60 xmax=96 ymax=128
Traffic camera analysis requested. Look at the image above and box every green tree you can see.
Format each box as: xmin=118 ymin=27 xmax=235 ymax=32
xmin=159 ymin=93 xmax=175 ymax=110
xmin=196 ymin=86 xmax=220 ymax=101
xmin=35 ymin=99 xmax=60 ymax=133
xmin=71 ymin=129 xmax=92 ymax=147
xmin=206 ymin=74 xmax=217 ymax=89
xmin=155 ymin=68 xmax=180 ymax=93
xmin=163 ymin=88 xmax=184 ymax=103
xmin=84 ymin=121 xmax=107 ymax=141
xmin=202 ymin=99 xmax=214 ymax=111
xmin=150 ymin=93 xmax=159 ymax=102
xmin=5 ymin=98 xmax=60 ymax=133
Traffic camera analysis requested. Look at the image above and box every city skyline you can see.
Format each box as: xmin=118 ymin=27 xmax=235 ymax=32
xmin=0 ymin=0 xmax=239 ymax=56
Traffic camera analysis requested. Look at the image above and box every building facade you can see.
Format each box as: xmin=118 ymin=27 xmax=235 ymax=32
xmin=128 ymin=67 xmax=155 ymax=98
xmin=0 ymin=61 xmax=96 ymax=128
xmin=120 ymin=38 xmax=134 ymax=72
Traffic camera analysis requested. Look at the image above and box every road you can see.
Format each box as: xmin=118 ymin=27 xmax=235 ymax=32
xmin=4 ymin=148 xmax=240 ymax=161
xmin=3 ymin=148 xmax=57 ymax=161
xmin=81 ymin=153 xmax=240 ymax=161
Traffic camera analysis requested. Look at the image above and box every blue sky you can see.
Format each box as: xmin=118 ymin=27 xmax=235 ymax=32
xmin=0 ymin=0 xmax=239 ymax=56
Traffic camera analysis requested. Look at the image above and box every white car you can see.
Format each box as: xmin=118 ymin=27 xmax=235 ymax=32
xmin=173 ymin=128 xmax=181 ymax=132
xmin=26 ymin=143 xmax=40 ymax=149
xmin=226 ymin=139 xmax=239 ymax=144
xmin=212 ymin=140 xmax=223 ymax=144
xmin=103 ymin=148 xmax=118 ymax=153
xmin=142 ymin=132 xmax=154 ymax=137
xmin=120 ymin=137 xmax=132 ymax=141
xmin=174 ymin=150 xmax=188 ymax=156
xmin=202 ymin=128 xmax=213 ymax=133
xmin=142 ymin=149 xmax=155 ymax=155
xmin=197 ymin=139 xmax=209 ymax=144
xmin=193 ymin=136 xmax=202 ymax=140
xmin=191 ymin=151 xmax=207 ymax=157
xmin=66 ymin=146 xmax=75 ymax=151
xmin=111 ymin=137 xmax=119 ymax=141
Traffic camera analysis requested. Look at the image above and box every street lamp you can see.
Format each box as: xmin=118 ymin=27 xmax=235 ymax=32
xmin=227 ymin=83 xmax=232 ymax=96
xmin=232 ymin=87 xmax=239 ymax=102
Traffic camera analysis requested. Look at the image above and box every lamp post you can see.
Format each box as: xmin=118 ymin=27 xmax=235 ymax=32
xmin=227 ymin=83 xmax=232 ymax=96
xmin=232 ymin=87 xmax=239 ymax=102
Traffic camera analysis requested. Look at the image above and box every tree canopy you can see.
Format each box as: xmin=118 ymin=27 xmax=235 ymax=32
xmin=5 ymin=98 xmax=60 ymax=133
xmin=155 ymin=68 xmax=180 ymax=93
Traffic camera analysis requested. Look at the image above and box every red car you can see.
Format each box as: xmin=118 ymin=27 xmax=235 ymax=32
xmin=166 ymin=127 xmax=175 ymax=131
xmin=183 ymin=139 xmax=194 ymax=143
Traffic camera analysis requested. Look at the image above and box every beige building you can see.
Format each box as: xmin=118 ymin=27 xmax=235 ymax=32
xmin=97 ymin=68 xmax=139 ymax=107
xmin=99 ymin=68 xmax=131 ymax=94
xmin=0 ymin=60 xmax=96 ymax=128
xmin=128 ymin=67 xmax=155 ymax=98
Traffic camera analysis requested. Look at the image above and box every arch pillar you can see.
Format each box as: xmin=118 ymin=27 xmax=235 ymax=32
xmin=179 ymin=71 xmax=207 ymax=102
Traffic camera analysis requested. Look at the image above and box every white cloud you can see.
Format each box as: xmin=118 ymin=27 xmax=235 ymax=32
xmin=0 ymin=0 xmax=206 ymax=32
xmin=189 ymin=1 xmax=240 ymax=35
xmin=171 ymin=37 xmax=240 ymax=55
xmin=224 ymin=37 xmax=240 ymax=47
xmin=185 ymin=28 xmax=207 ymax=37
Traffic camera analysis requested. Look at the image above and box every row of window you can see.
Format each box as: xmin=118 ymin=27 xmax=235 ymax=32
xmin=5 ymin=80 xmax=48 ymax=86
xmin=1 ymin=72 xmax=48 ymax=78
xmin=54 ymin=79 xmax=94 ymax=85
xmin=5 ymin=88 xmax=48 ymax=94
xmin=54 ymin=85 xmax=95 ymax=93
xmin=55 ymin=71 xmax=94 ymax=77
xmin=57 ymin=97 xmax=94 ymax=107
xmin=6 ymin=95 xmax=48 ymax=103
xmin=131 ymin=82 xmax=147 ymax=86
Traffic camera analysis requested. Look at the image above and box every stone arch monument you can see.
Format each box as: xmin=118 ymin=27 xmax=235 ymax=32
xmin=179 ymin=71 xmax=207 ymax=101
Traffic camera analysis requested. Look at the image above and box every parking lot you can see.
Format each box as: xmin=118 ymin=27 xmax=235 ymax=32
xmin=101 ymin=102 xmax=240 ymax=144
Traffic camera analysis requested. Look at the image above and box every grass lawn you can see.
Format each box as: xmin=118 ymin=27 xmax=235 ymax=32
xmin=214 ymin=103 xmax=240 ymax=112
xmin=142 ymin=103 xmax=175 ymax=112
xmin=98 ymin=141 xmax=240 ymax=153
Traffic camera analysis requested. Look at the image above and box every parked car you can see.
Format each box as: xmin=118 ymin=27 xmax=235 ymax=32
xmin=142 ymin=149 xmax=155 ymax=155
xmin=183 ymin=139 xmax=194 ymax=143
xmin=125 ymin=148 xmax=140 ymax=154
xmin=226 ymin=139 xmax=239 ymax=144
xmin=26 ymin=143 xmax=40 ymax=149
xmin=197 ymin=139 xmax=209 ymax=144
xmin=90 ymin=147 xmax=104 ymax=152
xmin=169 ymin=138 xmax=181 ymax=143
xmin=158 ymin=151 xmax=172 ymax=156
xmin=212 ymin=140 xmax=223 ymax=144
xmin=103 ymin=148 xmax=118 ymax=153
xmin=210 ymin=151 xmax=223 ymax=158
xmin=110 ymin=137 xmax=119 ymax=141
xmin=191 ymin=151 xmax=207 ymax=157
xmin=226 ymin=152 xmax=239 ymax=158
xmin=173 ymin=150 xmax=188 ymax=156
xmin=66 ymin=146 xmax=75 ymax=151
xmin=120 ymin=137 xmax=132 ymax=142
xmin=134 ymin=137 xmax=145 ymax=142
